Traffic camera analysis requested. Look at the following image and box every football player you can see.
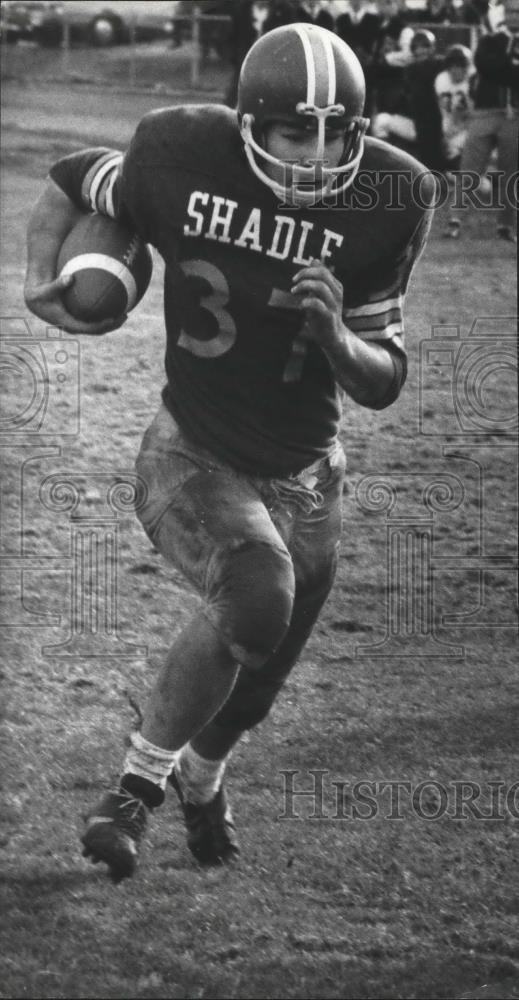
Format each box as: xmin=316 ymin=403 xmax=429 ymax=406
xmin=434 ymin=45 xmax=475 ymax=171
xmin=24 ymin=23 xmax=434 ymax=882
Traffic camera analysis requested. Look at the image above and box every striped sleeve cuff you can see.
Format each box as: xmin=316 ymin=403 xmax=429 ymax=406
xmin=80 ymin=152 xmax=123 ymax=217
xmin=343 ymin=293 xmax=405 ymax=354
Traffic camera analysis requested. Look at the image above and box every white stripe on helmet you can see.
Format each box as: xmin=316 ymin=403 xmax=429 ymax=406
xmin=321 ymin=28 xmax=336 ymax=104
xmin=294 ymin=23 xmax=316 ymax=105
xmin=294 ymin=24 xmax=337 ymax=108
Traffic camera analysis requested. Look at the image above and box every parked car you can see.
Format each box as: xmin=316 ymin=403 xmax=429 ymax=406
xmin=26 ymin=0 xmax=177 ymax=47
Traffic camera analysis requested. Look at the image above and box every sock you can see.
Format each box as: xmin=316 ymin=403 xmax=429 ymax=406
xmin=121 ymin=730 xmax=178 ymax=807
xmin=175 ymin=742 xmax=228 ymax=805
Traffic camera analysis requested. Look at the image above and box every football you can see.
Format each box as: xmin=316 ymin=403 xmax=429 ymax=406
xmin=57 ymin=213 xmax=153 ymax=323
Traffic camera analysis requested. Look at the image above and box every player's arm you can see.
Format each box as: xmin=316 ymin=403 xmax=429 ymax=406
xmin=291 ymin=262 xmax=401 ymax=408
xmin=291 ymin=210 xmax=433 ymax=409
xmin=24 ymin=178 xmax=126 ymax=335
xmin=24 ymin=148 xmax=129 ymax=334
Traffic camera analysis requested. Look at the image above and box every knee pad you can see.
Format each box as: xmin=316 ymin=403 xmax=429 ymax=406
xmin=205 ymin=540 xmax=295 ymax=670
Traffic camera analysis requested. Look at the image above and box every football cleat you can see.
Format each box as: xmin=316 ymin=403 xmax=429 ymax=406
xmin=81 ymin=789 xmax=148 ymax=883
xmin=169 ymin=770 xmax=240 ymax=866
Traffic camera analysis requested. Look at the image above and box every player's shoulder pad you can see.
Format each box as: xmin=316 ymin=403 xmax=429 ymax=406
xmin=360 ymin=136 xmax=438 ymax=210
xmin=128 ymin=104 xmax=240 ymax=166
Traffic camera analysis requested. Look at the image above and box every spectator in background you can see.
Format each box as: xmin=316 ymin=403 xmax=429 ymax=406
xmin=446 ymin=10 xmax=518 ymax=241
xmin=434 ymin=44 xmax=474 ymax=170
xmin=376 ymin=0 xmax=415 ymax=65
xmin=402 ymin=29 xmax=445 ymax=169
xmin=372 ymin=29 xmax=445 ymax=169
xmin=336 ymin=0 xmax=382 ymax=116
xmin=462 ymin=0 xmax=491 ymax=24
xmin=421 ymin=0 xmax=461 ymax=23
xmin=225 ymin=0 xmax=257 ymax=107
xmin=249 ymin=0 xmax=273 ymax=32
xmin=260 ymin=0 xmax=300 ymax=32
xmin=262 ymin=0 xmax=335 ymax=34
xmin=226 ymin=0 xmax=338 ymax=105
xmin=336 ymin=0 xmax=381 ymax=57
xmin=292 ymin=0 xmax=336 ymax=30
xmin=370 ymin=34 xmax=410 ymax=129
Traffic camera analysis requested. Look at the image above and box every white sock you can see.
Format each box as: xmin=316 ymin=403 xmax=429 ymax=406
xmin=175 ymin=743 xmax=228 ymax=805
xmin=122 ymin=731 xmax=178 ymax=792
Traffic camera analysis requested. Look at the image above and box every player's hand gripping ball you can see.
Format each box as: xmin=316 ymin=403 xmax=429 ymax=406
xmin=57 ymin=213 xmax=153 ymax=324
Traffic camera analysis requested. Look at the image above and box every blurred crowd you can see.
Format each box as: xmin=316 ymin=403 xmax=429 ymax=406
xmin=219 ymin=0 xmax=518 ymax=195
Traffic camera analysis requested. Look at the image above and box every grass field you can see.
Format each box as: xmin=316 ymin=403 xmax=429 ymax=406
xmin=1 ymin=61 xmax=518 ymax=1000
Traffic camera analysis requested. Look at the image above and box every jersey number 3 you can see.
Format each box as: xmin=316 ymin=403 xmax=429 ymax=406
xmin=177 ymin=259 xmax=308 ymax=382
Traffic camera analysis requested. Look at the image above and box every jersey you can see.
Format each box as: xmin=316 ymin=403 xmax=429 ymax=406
xmin=434 ymin=69 xmax=473 ymax=162
xmin=50 ymin=104 xmax=434 ymax=477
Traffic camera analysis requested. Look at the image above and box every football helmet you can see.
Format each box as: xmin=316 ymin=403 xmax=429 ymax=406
xmin=237 ymin=23 xmax=369 ymax=206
